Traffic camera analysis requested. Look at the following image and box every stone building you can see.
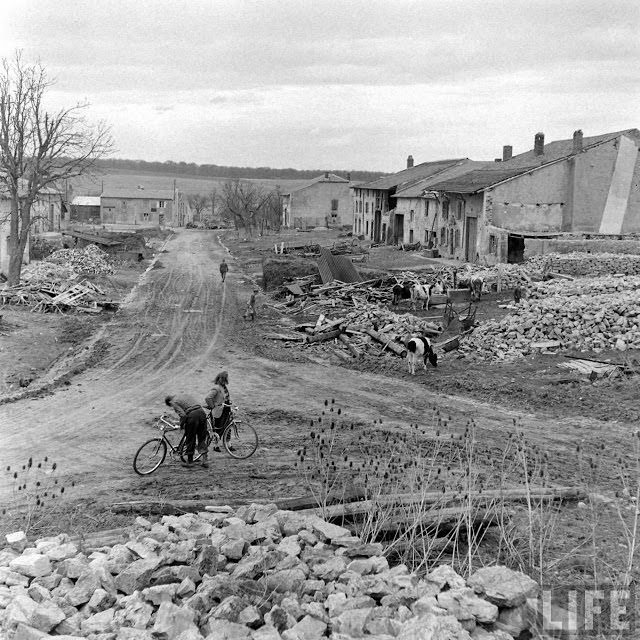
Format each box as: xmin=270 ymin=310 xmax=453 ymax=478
xmin=281 ymin=173 xmax=351 ymax=229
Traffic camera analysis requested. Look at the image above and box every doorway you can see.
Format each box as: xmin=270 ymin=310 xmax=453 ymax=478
xmin=508 ymin=235 xmax=525 ymax=263
xmin=373 ymin=211 xmax=382 ymax=242
xmin=465 ymin=216 xmax=477 ymax=261
xmin=394 ymin=214 xmax=404 ymax=244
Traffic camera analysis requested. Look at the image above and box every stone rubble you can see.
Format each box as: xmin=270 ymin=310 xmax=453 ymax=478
xmin=1 ymin=506 xmax=545 ymax=639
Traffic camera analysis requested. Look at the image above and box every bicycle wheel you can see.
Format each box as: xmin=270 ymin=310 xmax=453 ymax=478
xmin=223 ymin=419 xmax=258 ymax=459
xmin=133 ymin=438 xmax=167 ymax=475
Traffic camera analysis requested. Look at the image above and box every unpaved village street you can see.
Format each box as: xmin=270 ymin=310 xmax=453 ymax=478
xmin=0 ymin=230 xmax=633 ymax=530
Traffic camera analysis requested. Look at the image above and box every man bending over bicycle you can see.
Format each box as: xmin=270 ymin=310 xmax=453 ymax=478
xmin=165 ymin=394 xmax=208 ymax=468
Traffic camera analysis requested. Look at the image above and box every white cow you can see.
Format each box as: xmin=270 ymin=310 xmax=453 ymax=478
xmin=410 ymin=283 xmax=432 ymax=311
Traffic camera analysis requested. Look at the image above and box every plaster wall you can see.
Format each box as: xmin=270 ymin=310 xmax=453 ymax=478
xmin=289 ymin=182 xmax=351 ymax=228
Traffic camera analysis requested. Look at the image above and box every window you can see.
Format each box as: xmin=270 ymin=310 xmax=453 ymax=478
xmin=365 ymin=202 xmax=369 ymax=214
xmin=158 ymin=200 xmax=166 ymax=209
xmin=442 ymin=199 xmax=449 ymax=219
xmin=424 ymin=230 xmax=429 ymax=243
xmin=143 ymin=212 xmax=149 ymax=220
xmin=331 ymin=199 xmax=338 ymax=211
xmin=410 ymin=210 xmax=414 ymax=223
xmin=457 ymin=200 xmax=464 ymax=220
xmin=365 ymin=221 xmax=369 ymax=236
xmin=455 ymin=229 xmax=460 ymax=247
xmin=409 ymin=229 xmax=414 ymax=243
xmin=425 ymin=200 xmax=429 ymax=217
xmin=489 ymin=234 xmax=497 ymax=253
xmin=440 ymin=228 xmax=446 ymax=244
xmin=121 ymin=200 xmax=128 ymax=209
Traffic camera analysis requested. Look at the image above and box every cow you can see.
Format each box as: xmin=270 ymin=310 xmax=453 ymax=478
xmin=457 ymin=268 xmax=484 ymax=301
xmin=410 ymin=283 xmax=431 ymax=311
xmin=392 ymin=283 xmax=412 ymax=306
xmin=406 ymin=336 xmax=438 ymax=375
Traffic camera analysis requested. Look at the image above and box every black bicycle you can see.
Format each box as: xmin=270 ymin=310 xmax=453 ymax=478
xmin=133 ymin=405 xmax=259 ymax=475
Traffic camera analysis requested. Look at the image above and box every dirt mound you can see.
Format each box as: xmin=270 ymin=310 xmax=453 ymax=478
xmin=262 ymin=257 xmax=320 ymax=291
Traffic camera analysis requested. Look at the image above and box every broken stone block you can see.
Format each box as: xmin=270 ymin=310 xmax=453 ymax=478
xmin=331 ymin=607 xmax=372 ymax=636
xmin=281 ymin=614 xmax=327 ymax=640
xmin=310 ymin=556 xmax=348 ymax=581
xmin=115 ymin=557 xmax=162 ymax=594
xmin=203 ymin=618 xmax=251 ymax=639
xmin=141 ymin=583 xmax=179 ymax=605
xmin=59 ymin=555 xmax=90 ymax=580
xmin=262 ymin=568 xmax=307 ymax=593
xmin=250 ymin=625 xmax=283 ymax=640
xmin=45 ymin=543 xmax=79 ymax=563
xmin=238 ymin=604 xmax=262 ymax=628
xmin=468 ymin=566 xmax=539 ymax=608
xmin=87 ymin=588 xmax=116 ymax=612
xmin=177 ymin=577 xmax=197 ymax=598
xmin=193 ymin=544 xmax=218 ymax=577
xmin=9 ymin=554 xmax=52 ymax=578
xmin=151 ymin=564 xmax=201 ymax=586
xmin=66 ymin=569 xmax=102 ymax=607
xmin=80 ymin=607 xmax=115 ymax=635
xmin=6 ymin=531 xmax=28 ymax=553
xmin=0 ymin=566 xmax=30 ymax=587
xmin=277 ymin=536 xmax=301 ymax=557
xmin=221 ymin=538 xmax=247 ymax=560
xmin=5 ymin=594 xmax=39 ymax=628
xmin=135 ymin=516 xmax=152 ymax=529
xmin=106 ymin=544 xmax=135 ymax=574
xmin=28 ymin=598 xmax=66 ymax=632
xmin=427 ymin=564 xmax=466 ymax=591
xmin=11 ymin=623 xmax=48 ymax=640
xmin=153 ymin=600 xmax=199 ymax=637
xmin=397 ymin=612 xmax=472 ymax=640
xmin=113 ymin=593 xmax=154 ymax=629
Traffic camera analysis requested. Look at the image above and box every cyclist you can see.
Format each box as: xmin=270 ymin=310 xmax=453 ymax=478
xmin=204 ymin=371 xmax=232 ymax=451
xmin=165 ymin=394 xmax=209 ymax=468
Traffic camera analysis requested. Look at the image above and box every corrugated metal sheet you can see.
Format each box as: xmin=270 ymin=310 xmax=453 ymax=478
xmin=318 ymin=248 xmax=362 ymax=284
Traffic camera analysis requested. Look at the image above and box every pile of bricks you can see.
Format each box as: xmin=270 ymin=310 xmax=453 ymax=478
xmin=1 ymin=505 xmax=543 ymax=639
xmin=47 ymin=245 xmax=114 ymax=276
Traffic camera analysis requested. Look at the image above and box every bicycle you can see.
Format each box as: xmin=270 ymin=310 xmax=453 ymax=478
xmin=133 ymin=405 xmax=259 ymax=475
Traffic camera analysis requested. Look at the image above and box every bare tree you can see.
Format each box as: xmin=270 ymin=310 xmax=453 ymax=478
xmin=187 ymin=193 xmax=210 ymax=223
xmin=0 ymin=51 xmax=113 ymax=284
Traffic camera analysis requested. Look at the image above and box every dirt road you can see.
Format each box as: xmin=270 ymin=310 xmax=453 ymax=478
xmin=0 ymin=230 xmax=632 ymax=524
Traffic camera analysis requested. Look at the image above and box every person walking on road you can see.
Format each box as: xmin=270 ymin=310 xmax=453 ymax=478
xmin=165 ymin=394 xmax=209 ymax=468
xmin=204 ymin=371 xmax=231 ymax=451
xmin=219 ymin=258 xmax=228 ymax=283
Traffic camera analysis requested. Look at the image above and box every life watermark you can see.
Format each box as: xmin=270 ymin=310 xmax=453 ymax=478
xmin=537 ymin=586 xmax=638 ymax=636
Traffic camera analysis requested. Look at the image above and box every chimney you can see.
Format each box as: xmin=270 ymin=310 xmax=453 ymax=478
xmin=502 ymin=145 xmax=513 ymax=162
xmin=534 ymin=132 xmax=545 ymax=156
xmin=346 ymin=173 xmax=351 ymax=181
xmin=573 ymin=129 xmax=583 ymax=153
xmin=407 ymin=155 xmax=414 ymax=168
xmin=324 ymin=171 xmax=329 ymax=179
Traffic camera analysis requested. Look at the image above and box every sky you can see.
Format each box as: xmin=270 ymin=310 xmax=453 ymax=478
xmin=0 ymin=0 xmax=638 ymax=173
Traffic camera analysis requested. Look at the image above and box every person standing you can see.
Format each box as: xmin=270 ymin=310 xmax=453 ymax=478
xmin=204 ymin=371 xmax=231 ymax=451
xmin=165 ymin=394 xmax=209 ymax=468
xmin=246 ymin=288 xmax=259 ymax=321
xmin=219 ymin=258 xmax=228 ymax=283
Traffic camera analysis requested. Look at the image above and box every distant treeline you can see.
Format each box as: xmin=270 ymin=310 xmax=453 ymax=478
xmin=94 ymin=158 xmax=387 ymax=183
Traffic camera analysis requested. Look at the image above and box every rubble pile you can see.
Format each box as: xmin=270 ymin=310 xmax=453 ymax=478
xmin=48 ymin=245 xmax=115 ymax=276
xmin=464 ymin=290 xmax=640 ymax=360
xmin=0 ymin=279 xmax=119 ymax=314
xmin=527 ymin=274 xmax=640 ymax=300
xmin=20 ymin=263 xmax=76 ymax=283
xmin=1 ymin=505 xmax=542 ymax=639
xmin=525 ymin=252 xmax=640 ymax=277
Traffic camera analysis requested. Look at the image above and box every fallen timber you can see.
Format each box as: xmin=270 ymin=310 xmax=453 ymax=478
xmin=293 ymin=486 xmax=586 ymax=520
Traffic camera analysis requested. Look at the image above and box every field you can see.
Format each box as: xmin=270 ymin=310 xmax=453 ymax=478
xmin=69 ymin=168 xmax=309 ymax=198
xmin=1 ymin=227 xmax=639 ymax=620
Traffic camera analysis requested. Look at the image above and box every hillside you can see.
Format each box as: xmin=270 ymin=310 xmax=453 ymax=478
xmin=68 ymin=160 xmax=388 ymax=198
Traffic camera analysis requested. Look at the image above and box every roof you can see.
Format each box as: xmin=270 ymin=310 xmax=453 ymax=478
xmin=353 ymin=159 xmax=467 ymax=191
xmin=281 ymin=173 xmax=349 ymax=196
xmin=428 ymin=168 xmax=532 ymax=194
xmin=429 ymin=129 xmax=640 ymax=194
xmin=317 ymin=248 xmax=362 ymax=284
xmin=0 ymin=177 xmax=62 ymax=199
xmin=101 ymin=188 xmax=175 ymax=200
xmin=72 ymin=196 xmax=101 ymax=207
xmin=394 ymin=161 xmax=492 ymax=197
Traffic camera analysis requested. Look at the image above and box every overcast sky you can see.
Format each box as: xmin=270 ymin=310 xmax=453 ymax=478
xmin=1 ymin=0 xmax=638 ymax=172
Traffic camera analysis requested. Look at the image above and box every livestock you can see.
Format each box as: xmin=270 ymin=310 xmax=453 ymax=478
xmin=410 ymin=283 xmax=431 ymax=310
xmin=457 ymin=268 xmax=484 ymax=301
xmin=406 ymin=336 xmax=438 ymax=375
xmin=392 ymin=283 xmax=412 ymax=305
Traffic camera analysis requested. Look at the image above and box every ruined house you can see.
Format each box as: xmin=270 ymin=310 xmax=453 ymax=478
xmin=100 ymin=187 xmax=192 ymax=227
